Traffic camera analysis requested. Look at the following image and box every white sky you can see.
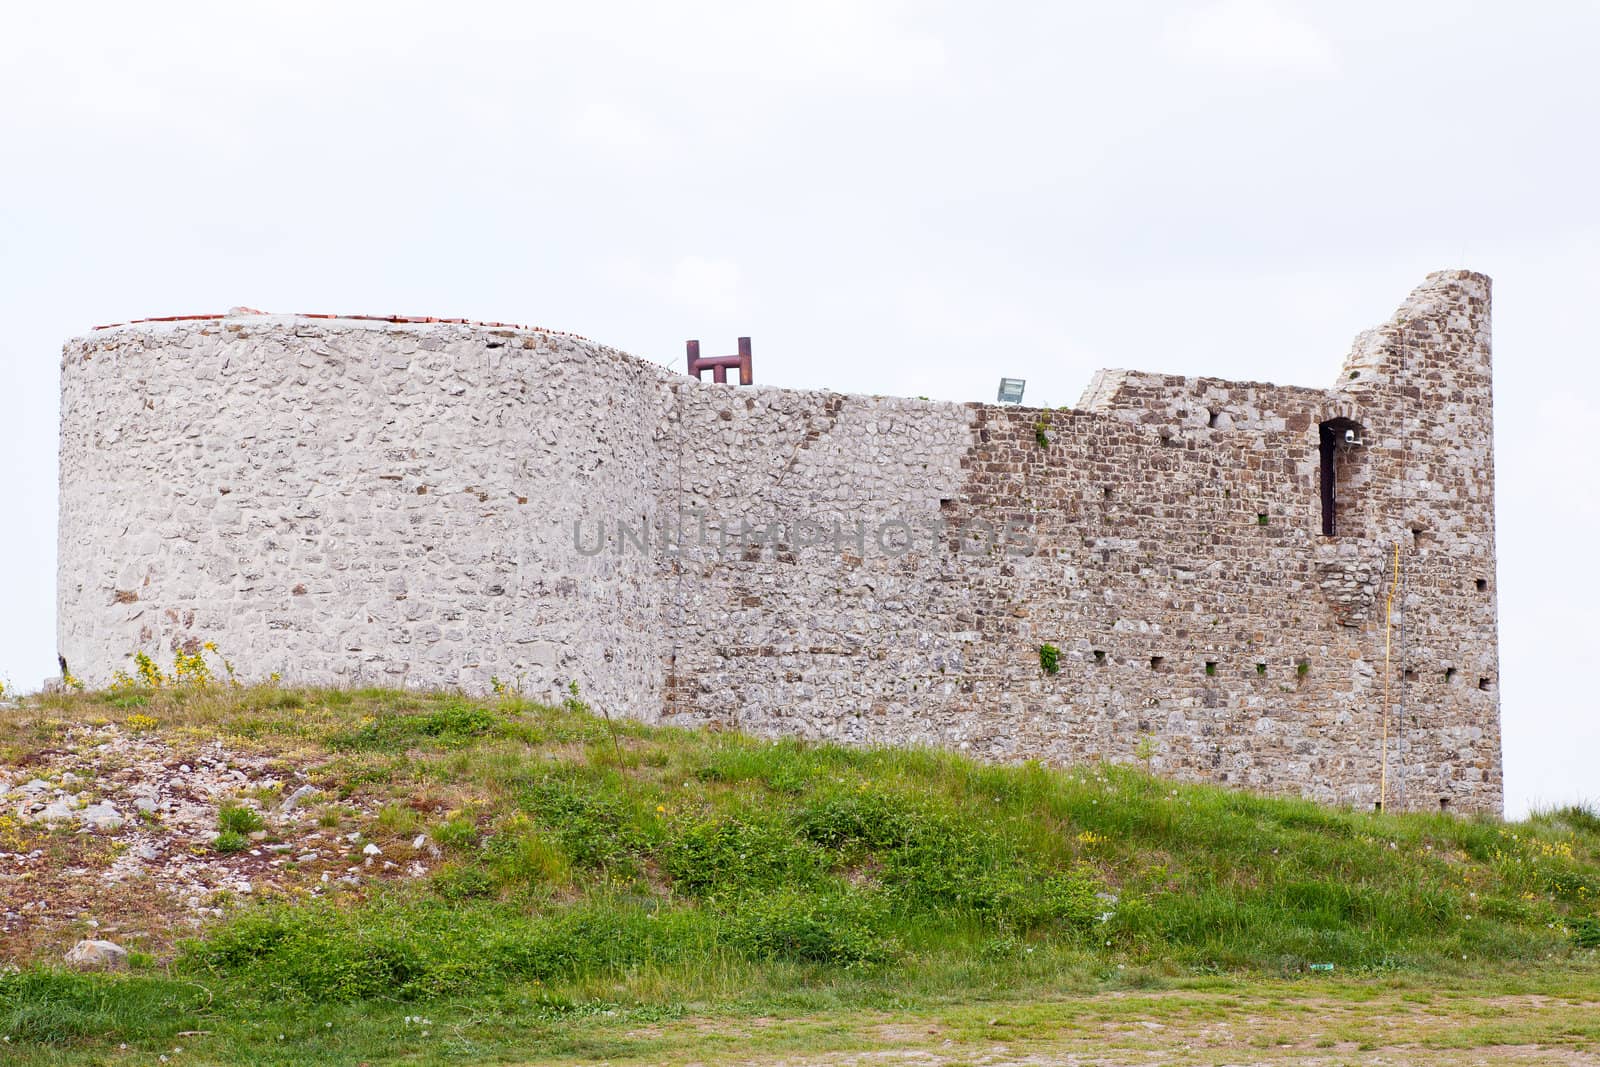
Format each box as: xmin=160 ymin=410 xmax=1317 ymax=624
xmin=2 ymin=1 xmax=1595 ymax=817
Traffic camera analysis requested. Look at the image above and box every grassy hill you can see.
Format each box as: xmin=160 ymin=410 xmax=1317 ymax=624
xmin=2 ymin=682 xmax=1599 ymax=1064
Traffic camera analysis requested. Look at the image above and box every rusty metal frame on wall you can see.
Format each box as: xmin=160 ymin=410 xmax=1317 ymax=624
xmin=687 ymin=337 xmax=753 ymax=385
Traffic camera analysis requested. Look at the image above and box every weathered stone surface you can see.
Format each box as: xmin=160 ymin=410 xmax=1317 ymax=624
xmin=279 ymin=784 xmax=317 ymax=813
xmin=64 ymin=939 xmax=128 ymax=970
xmin=56 ymin=271 xmax=1501 ymax=813
xmin=38 ymin=798 xmax=76 ymax=823
xmin=78 ymin=801 xmax=125 ymax=831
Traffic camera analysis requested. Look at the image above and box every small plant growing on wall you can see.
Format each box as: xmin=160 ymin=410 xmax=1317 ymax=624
xmin=1038 ymin=644 xmax=1060 ymax=675
xmin=1034 ymin=412 xmax=1052 ymax=449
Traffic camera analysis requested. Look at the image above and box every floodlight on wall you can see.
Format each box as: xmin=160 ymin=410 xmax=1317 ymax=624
xmin=996 ymin=378 xmax=1026 ymax=404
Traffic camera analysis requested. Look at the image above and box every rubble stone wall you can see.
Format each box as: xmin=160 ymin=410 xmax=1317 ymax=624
xmin=58 ymin=270 xmax=1501 ymax=811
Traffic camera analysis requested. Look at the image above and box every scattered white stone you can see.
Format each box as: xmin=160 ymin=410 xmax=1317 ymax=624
xmin=65 ymin=939 xmax=129 ymax=970
xmin=39 ymin=799 xmax=76 ymax=823
xmin=7 ymin=722 xmax=429 ymax=943
xmin=280 ymin=784 xmax=318 ymax=813
xmin=411 ymin=834 xmax=427 ymax=850
xmin=79 ymin=802 xmax=125 ymax=831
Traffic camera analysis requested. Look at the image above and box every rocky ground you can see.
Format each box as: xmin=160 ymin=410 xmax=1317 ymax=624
xmin=0 ymin=721 xmax=436 ymax=965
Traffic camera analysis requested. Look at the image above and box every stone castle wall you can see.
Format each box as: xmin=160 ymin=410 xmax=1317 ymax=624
xmin=58 ymin=270 xmax=1501 ymax=812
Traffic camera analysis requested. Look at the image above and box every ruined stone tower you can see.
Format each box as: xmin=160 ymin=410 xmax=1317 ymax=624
xmin=58 ymin=270 xmax=1500 ymax=811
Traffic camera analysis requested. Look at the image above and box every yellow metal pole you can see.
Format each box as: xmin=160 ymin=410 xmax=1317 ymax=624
xmin=1381 ymin=540 xmax=1400 ymax=811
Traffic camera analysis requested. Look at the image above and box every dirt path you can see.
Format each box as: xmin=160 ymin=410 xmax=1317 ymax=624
xmin=603 ymin=989 xmax=1600 ymax=1067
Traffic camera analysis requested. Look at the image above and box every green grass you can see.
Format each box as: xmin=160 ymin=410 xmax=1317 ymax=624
xmin=3 ymin=684 xmax=1600 ymax=1063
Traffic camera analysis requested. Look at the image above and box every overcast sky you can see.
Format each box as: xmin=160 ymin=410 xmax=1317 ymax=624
xmin=2 ymin=1 xmax=1595 ymax=816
